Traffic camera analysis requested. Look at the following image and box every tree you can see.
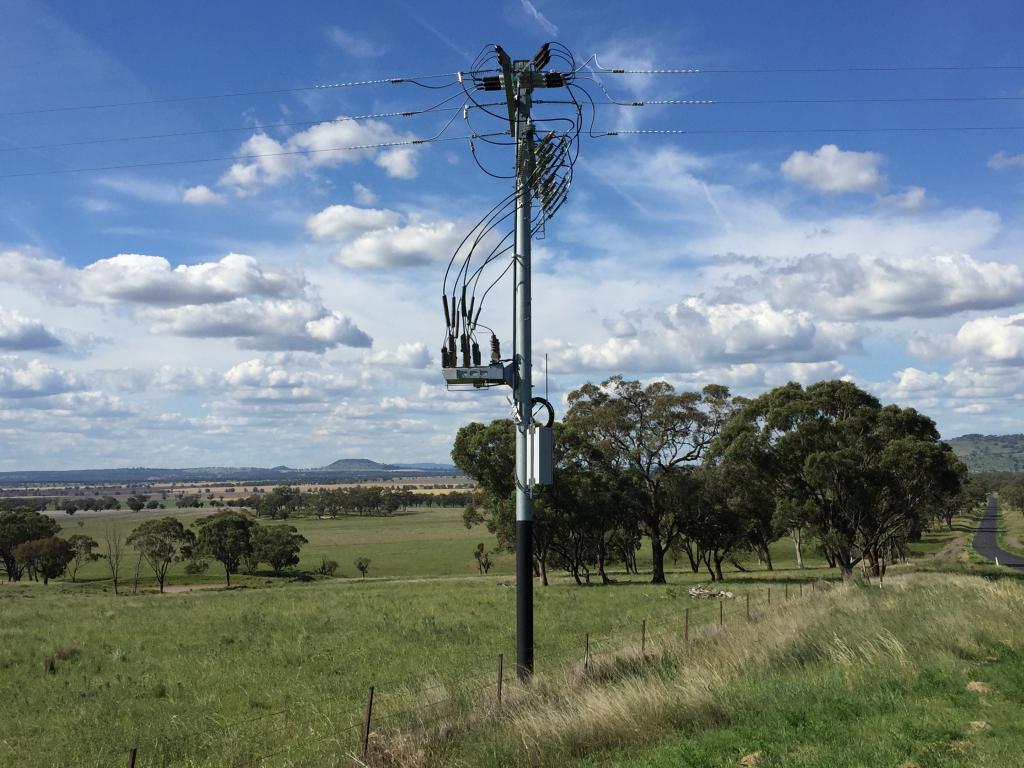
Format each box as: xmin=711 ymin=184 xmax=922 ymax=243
xmin=0 ymin=509 xmax=61 ymax=582
xmin=250 ymin=525 xmax=307 ymax=576
xmin=566 ymin=377 xmax=737 ymax=584
xmin=66 ymin=534 xmax=99 ymax=582
xmin=355 ymin=557 xmax=371 ymax=578
xmin=126 ymin=517 xmax=193 ymax=593
xmin=473 ymin=543 xmax=493 ymax=575
xmin=126 ymin=495 xmax=150 ymax=513
xmin=194 ymin=511 xmax=255 ymax=586
xmin=14 ymin=537 xmax=73 ymax=584
xmin=102 ymin=524 xmax=124 ymax=595
xmin=714 ymin=380 xmax=964 ymax=580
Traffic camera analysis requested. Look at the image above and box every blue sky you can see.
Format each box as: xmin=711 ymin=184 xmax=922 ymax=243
xmin=1 ymin=0 xmax=1023 ymax=469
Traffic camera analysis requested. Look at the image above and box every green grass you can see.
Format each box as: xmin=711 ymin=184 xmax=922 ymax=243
xmin=434 ymin=572 xmax=1024 ymax=768
xmin=996 ymin=504 xmax=1024 ymax=556
xmin=0 ymin=506 xmax=1002 ymax=767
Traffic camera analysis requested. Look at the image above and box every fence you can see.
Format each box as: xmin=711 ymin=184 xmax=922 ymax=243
xmin=63 ymin=578 xmax=835 ymax=767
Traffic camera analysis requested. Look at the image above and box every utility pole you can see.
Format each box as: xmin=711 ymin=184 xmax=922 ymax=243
xmin=512 ymin=58 xmax=535 ymax=682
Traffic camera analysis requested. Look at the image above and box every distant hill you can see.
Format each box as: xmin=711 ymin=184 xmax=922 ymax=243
xmin=321 ymin=458 xmax=384 ymax=471
xmin=947 ymin=434 xmax=1024 ymax=473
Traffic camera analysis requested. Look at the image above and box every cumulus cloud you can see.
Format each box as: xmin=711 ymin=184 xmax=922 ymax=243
xmin=749 ymin=251 xmax=1024 ymax=321
xmin=365 ymin=342 xmax=432 ymax=368
xmin=306 ymin=204 xmax=400 ymax=240
xmin=334 ymin=219 xmax=460 ymax=268
xmin=950 ymin=313 xmax=1024 ymax=364
xmin=781 ymin=144 xmax=885 ymax=193
xmin=988 ymin=151 xmax=1024 ymax=170
xmin=182 ymin=184 xmax=226 ymax=205
xmin=146 ymin=298 xmax=372 ymax=352
xmin=224 ymin=358 xmax=354 ymax=403
xmin=353 ymin=183 xmax=377 ymax=205
xmin=546 ymin=297 xmax=860 ymax=373
xmin=218 ymin=118 xmax=421 ymax=194
xmin=0 ymin=359 xmax=83 ymax=398
xmin=0 ymin=308 xmax=64 ymax=351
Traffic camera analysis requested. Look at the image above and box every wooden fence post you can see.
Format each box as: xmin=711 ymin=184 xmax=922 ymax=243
xmin=746 ymin=593 xmax=750 ymax=621
xmin=127 ymin=748 xmax=137 ymax=768
xmin=684 ymin=608 xmax=689 ymax=650
xmin=785 ymin=583 xmax=789 ymax=601
xmin=719 ymin=600 xmax=724 ymax=627
xmin=497 ymin=654 xmax=504 ymax=709
xmin=362 ymin=685 xmax=375 ymax=758
xmin=768 ymin=587 xmax=771 ymax=606
xmin=584 ymin=633 xmax=590 ymax=672
xmin=641 ymin=620 xmax=646 ymax=657
xmin=800 ymin=582 xmax=803 ymax=598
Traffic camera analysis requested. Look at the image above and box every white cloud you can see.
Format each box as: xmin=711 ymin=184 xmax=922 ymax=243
xmin=334 ymin=218 xmax=461 ymax=269
xmin=0 ymin=359 xmax=83 ymax=398
xmin=781 ymin=144 xmax=885 ymax=193
xmin=353 ymin=183 xmax=377 ymax=205
xmin=224 ymin=358 xmax=355 ymax=403
xmin=218 ymin=118 xmax=421 ymax=194
xmin=365 ymin=342 xmax=432 ymax=368
xmin=750 ymin=251 xmax=1024 ymax=321
xmin=881 ymin=186 xmax=927 ymax=211
xmin=520 ymin=0 xmax=559 ymax=35
xmin=306 ymin=204 xmax=400 ymax=240
xmin=95 ymin=175 xmax=182 ymax=204
xmin=951 ymin=313 xmax=1024 ymax=364
xmin=326 ymin=27 xmax=386 ymax=57
xmin=0 ymin=308 xmax=64 ymax=351
xmin=545 ymin=297 xmax=860 ymax=373
xmin=145 ymin=298 xmax=372 ymax=351
xmin=182 ymin=184 xmax=227 ymax=205
xmin=988 ymin=151 xmax=1024 ymax=170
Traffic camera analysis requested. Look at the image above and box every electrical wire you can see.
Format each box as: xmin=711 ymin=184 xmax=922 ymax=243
xmin=590 ymin=55 xmax=1024 ymax=75
xmin=593 ymin=125 xmax=1024 ymax=137
xmin=0 ymin=70 xmax=493 ymax=118
xmin=0 ymin=131 xmax=508 ymax=179
xmin=0 ymin=93 xmax=506 ymax=154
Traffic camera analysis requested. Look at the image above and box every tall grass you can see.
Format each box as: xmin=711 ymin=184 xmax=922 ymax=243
xmin=377 ymin=573 xmax=1024 ymax=767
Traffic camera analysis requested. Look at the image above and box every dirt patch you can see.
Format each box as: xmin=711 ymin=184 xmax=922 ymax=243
xmin=969 ymin=721 xmax=990 ymax=731
xmin=162 ymin=584 xmax=223 ymax=594
xmin=934 ymin=536 xmax=967 ymax=562
xmin=966 ymin=681 xmax=994 ymax=694
xmin=739 ymin=752 xmax=764 ymax=767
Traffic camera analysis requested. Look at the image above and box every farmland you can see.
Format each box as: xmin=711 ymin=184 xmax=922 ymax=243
xmin=2 ymin=500 xmax=1011 ymax=768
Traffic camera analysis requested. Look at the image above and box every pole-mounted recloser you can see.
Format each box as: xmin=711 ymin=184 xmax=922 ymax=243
xmin=513 ymin=57 xmax=535 ymax=682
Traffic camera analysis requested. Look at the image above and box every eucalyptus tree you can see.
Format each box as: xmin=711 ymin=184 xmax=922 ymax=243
xmin=565 ymin=377 xmax=737 ymax=584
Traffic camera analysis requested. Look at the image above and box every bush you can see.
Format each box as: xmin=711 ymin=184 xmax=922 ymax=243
xmin=317 ymin=557 xmax=339 ymax=577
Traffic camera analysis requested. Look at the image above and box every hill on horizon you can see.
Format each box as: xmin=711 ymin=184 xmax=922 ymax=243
xmin=320 ymin=458 xmax=385 ymax=471
xmin=947 ymin=433 xmax=1024 ymax=473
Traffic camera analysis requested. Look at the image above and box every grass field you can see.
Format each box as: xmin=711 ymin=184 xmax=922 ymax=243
xmin=1 ymin=503 xmax=1009 ymax=768
xmin=997 ymin=502 xmax=1024 ymax=556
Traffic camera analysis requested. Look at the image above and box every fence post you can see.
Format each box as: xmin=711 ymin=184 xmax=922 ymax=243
xmin=768 ymin=587 xmax=771 ymax=606
xmin=127 ymin=748 xmax=137 ymax=768
xmin=584 ymin=633 xmax=590 ymax=672
xmin=719 ymin=600 xmax=724 ymax=627
xmin=362 ymin=685 xmax=375 ymax=758
xmin=785 ymin=583 xmax=789 ymax=601
xmin=497 ymin=653 xmax=504 ymax=709
xmin=800 ymin=582 xmax=803 ymax=598
xmin=641 ymin=620 xmax=646 ymax=657
xmin=684 ymin=607 xmax=689 ymax=650
xmin=746 ymin=593 xmax=750 ymax=621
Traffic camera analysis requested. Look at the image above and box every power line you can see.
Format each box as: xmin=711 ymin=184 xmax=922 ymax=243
xmin=591 ymin=56 xmax=1024 ymax=75
xmin=0 ymin=132 xmax=507 ymax=179
xmin=0 ymin=99 xmax=504 ymax=154
xmin=596 ymin=125 xmax=1024 ymax=137
xmin=0 ymin=70 xmax=489 ymax=118
xmin=550 ymin=94 xmax=1024 ymax=107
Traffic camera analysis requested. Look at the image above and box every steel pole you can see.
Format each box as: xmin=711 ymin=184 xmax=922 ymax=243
xmin=513 ymin=65 xmax=534 ymax=681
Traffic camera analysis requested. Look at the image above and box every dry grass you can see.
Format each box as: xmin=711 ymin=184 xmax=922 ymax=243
xmin=372 ymin=573 xmax=1024 ymax=767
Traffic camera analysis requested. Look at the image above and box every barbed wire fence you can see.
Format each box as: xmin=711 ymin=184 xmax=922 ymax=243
xmin=61 ymin=577 xmax=838 ymax=767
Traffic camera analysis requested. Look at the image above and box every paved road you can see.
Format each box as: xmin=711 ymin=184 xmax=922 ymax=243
xmin=972 ymin=496 xmax=1024 ymax=568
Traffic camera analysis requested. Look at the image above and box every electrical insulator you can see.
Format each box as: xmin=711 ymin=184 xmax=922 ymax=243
xmin=472 ymin=341 xmax=481 ymax=366
xmin=441 ymin=347 xmax=450 ymax=368
xmin=448 ymin=334 xmax=457 ymax=363
xmin=460 ymin=333 xmax=470 ymax=367
xmin=490 ymin=333 xmax=501 ymax=362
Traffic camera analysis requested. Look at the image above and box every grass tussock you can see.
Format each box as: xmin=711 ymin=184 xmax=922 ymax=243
xmin=373 ymin=573 xmax=1024 ymax=767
